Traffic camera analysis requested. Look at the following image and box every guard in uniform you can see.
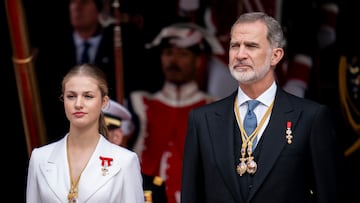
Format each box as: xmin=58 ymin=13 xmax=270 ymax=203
xmin=102 ymin=99 xmax=134 ymax=147
xmin=129 ymin=23 xmax=222 ymax=203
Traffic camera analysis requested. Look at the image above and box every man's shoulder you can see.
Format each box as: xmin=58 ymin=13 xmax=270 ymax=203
xmin=192 ymin=93 xmax=235 ymax=113
xmin=279 ymin=88 xmax=328 ymax=111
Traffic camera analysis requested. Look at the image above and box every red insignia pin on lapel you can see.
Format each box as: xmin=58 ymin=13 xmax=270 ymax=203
xmin=100 ymin=156 xmax=113 ymax=176
xmin=286 ymin=121 xmax=293 ymax=144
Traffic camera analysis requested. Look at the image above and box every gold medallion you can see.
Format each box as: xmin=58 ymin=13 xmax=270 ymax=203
xmin=246 ymin=156 xmax=257 ymax=174
xmin=237 ymin=158 xmax=247 ymax=176
xmin=68 ymin=186 xmax=78 ymax=203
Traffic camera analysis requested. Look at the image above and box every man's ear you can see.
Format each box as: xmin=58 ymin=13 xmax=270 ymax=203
xmin=271 ymin=48 xmax=284 ymax=66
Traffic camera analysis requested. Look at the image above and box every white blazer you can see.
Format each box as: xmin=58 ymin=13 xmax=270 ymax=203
xmin=26 ymin=134 xmax=144 ymax=203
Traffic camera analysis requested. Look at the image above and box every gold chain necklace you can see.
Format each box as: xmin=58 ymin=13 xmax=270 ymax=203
xmin=67 ymin=141 xmax=87 ymax=203
xmin=234 ymin=97 xmax=274 ymax=176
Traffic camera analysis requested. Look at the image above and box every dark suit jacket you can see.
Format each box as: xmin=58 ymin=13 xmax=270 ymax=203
xmin=181 ymin=87 xmax=337 ymax=203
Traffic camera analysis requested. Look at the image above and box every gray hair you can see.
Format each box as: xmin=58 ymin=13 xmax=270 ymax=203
xmin=231 ymin=12 xmax=286 ymax=49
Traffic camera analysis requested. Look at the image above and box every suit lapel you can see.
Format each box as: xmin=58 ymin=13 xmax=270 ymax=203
xmin=248 ymin=89 xmax=302 ymax=201
xmin=208 ymin=93 xmax=243 ymax=203
xmin=79 ymin=136 xmax=122 ymax=202
xmin=40 ymin=135 xmax=70 ymax=202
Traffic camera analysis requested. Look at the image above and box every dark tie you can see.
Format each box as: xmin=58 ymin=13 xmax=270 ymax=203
xmin=243 ymin=100 xmax=260 ymax=149
xmin=81 ymin=41 xmax=91 ymax=63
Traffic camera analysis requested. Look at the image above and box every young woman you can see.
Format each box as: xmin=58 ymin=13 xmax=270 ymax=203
xmin=26 ymin=64 xmax=144 ymax=203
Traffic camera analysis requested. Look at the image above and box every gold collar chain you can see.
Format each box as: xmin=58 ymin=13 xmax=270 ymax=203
xmin=67 ymin=140 xmax=87 ymax=203
xmin=234 ymin=97 xmax=274 ymax=176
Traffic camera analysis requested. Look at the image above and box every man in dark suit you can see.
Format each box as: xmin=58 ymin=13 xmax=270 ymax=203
xmin=181 ymin=12 xmax=338 ymax=203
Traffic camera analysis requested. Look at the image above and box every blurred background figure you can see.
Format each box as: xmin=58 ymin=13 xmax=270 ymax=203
xmin=98 ymin=0 xmax=115 ymax=27
xmin=128 ymin=22 xmax=219 ymax=203
xmin=103 ymin=99 xmax=134 ymax=147
xmin=316 ymin=2 xmax=339 ymax=50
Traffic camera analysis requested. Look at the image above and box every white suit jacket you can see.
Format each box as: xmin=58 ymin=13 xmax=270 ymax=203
xmin=26 ymin=134 xmax=144 ymax=203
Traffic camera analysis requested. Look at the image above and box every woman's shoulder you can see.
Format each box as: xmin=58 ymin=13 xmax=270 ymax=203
xmin=101 ymin=136 xmax=138 ymax=159
xmin=102 ymin=142 xmax=140 ymax=170
xmin=29 ymin=137 xmax=66 ymax=162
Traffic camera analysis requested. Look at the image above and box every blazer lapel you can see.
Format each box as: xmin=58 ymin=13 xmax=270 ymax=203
xmin=40 ymin=135 xmax=70 ymax=202
xmin=208 ymin=92 xmax=243 ymax=203
xmin=79 ymin=136 xmax=122 ymax=202
xmin=40 ymin=135 xmax=123 ymax=202
xmin=248 ymin=89 xmax=302 ymax=201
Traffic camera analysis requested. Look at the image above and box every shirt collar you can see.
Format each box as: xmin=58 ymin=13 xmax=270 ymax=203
xmin=237 ymin=81 xmax=277 ymax=107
